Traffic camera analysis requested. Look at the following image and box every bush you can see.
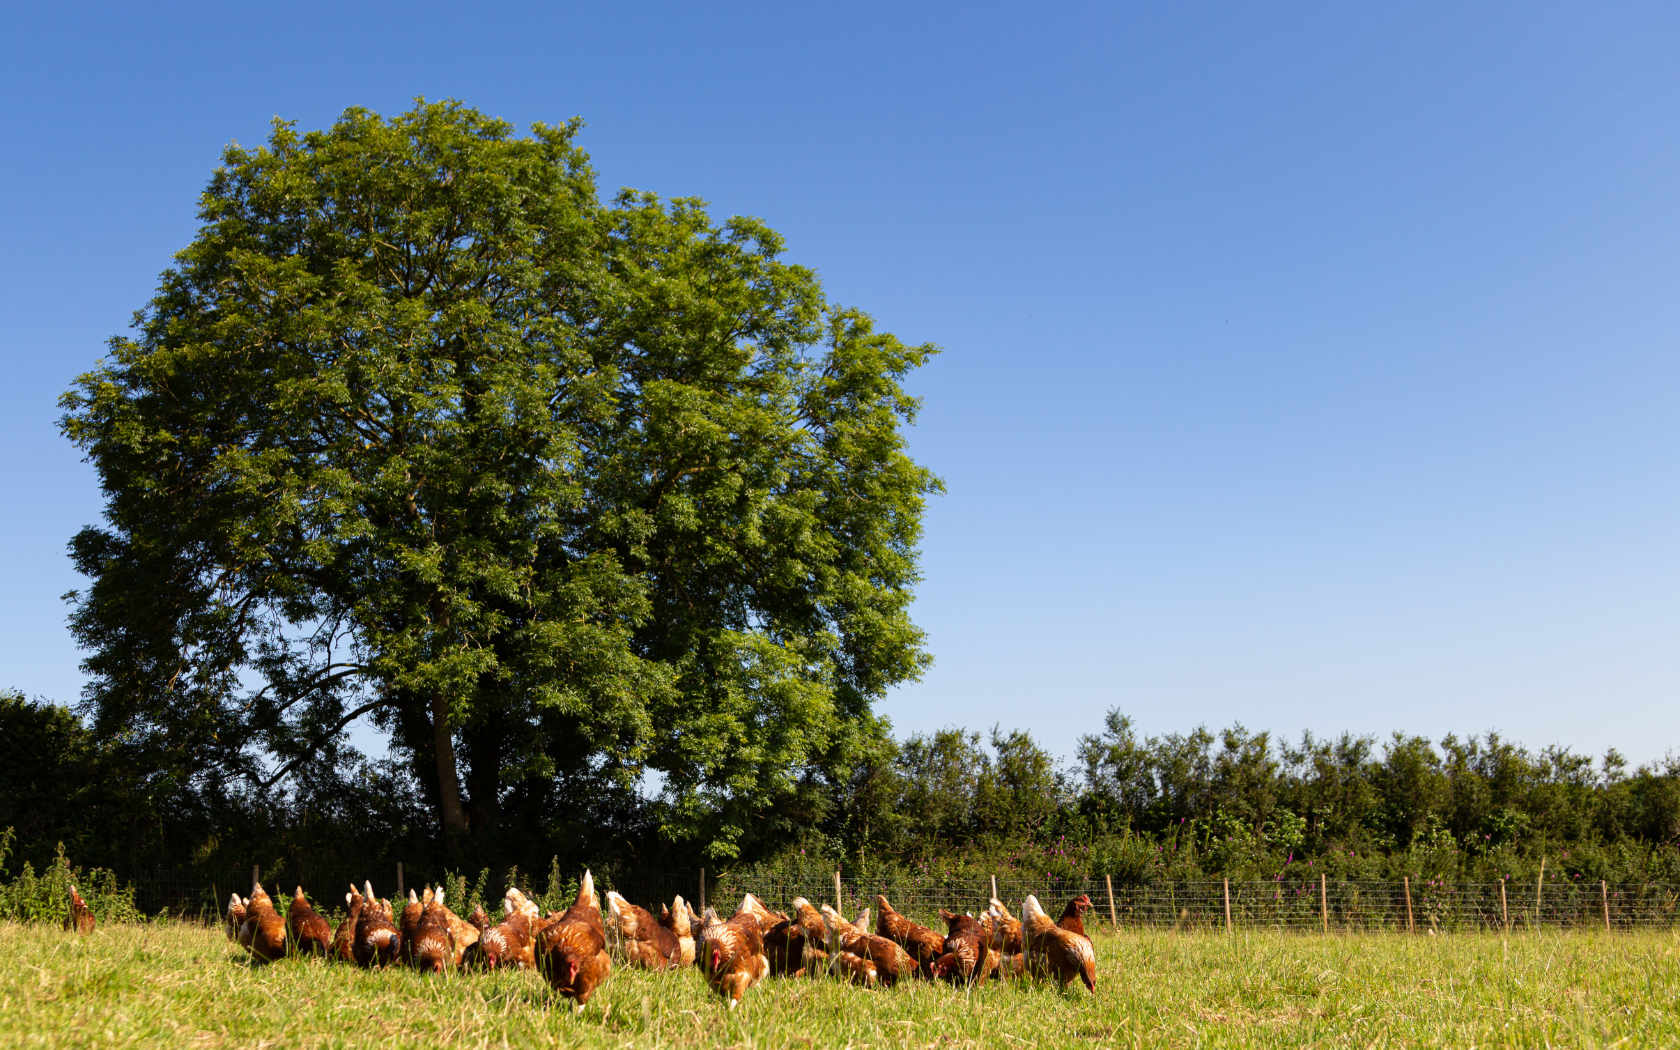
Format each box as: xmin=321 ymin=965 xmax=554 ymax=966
xmin=0 ymin=833 xmax=145 ymax=924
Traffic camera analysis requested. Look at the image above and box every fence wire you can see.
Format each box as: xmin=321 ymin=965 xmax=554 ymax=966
xmin=133 ymin=866 xmax=1680 ymax=933
xmin=627 ymin=872 xmax=1680 ymax=934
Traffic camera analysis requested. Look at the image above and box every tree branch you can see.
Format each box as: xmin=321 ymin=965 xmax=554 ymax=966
xmin=254 ymin=696 xmax=386 ymax=792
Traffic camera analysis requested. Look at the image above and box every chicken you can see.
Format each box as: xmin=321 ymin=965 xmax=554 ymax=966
xmin=606 ymin=891 xmax=682 ymax=970
xmin=1021 ymin=894 xmax=1096 ymax=992
xmin=819 ymin=904 xmax=916 ymax=985
xmin=734 ymin=893 xmax=787 ymax=933
xmin=987 ymin=897 xmax=1024 ymax=953
xmin=439 ymin=894 xmax=481 ymax=966
xmin=829 ymin=948 xmax=879 ymax=985
xmin=788 ymin=897 xmax=828 ymax=947
xmin=466 ymin=904 xmax=491 ymax=933
xmin=239 ymin=883 xmax=287 ymax=962
xmin=502 ymin=886 xmax=559 ymax=940
xmin=503 ymin=887 xmax=542 ymax=919
xmin=786 ymin=897 xmax=831 ymax=974
xmin=464 ymin=893 xmax=539 ymax=971
xmin=1058 ymin=894 xmax=1095 ymax=940
xmin=399 ymin=889 xmax=424 ymax=963
xmin=762 ymin=915 xmax=808 ymax=977
xmin=534 ymin=870 xmax=612 ymax=1012
xmin=874 ymin=895 xmax=943 ymax=978
xmin=64 ymin=886 xmax=95 ymax=935
xmin=932 ymin=910 xmax=996 ymax=984
xmin=698 ymin=907 xmax=770 ymax=1009
xmin=658 ymin=896 xmax=700 ymax=967
xmin=457 ymin=902 xmax=492 ymax=965
xmin=409 ymin=886 xmax=455 ymax=974
xmin=224 ymin=893 xmax=247 ymax=941
xmin=728 ymin=890 xmax=798 ymax=977
xmin=331 ymin=889 xmax=361 ymax=962
xmin=288 ymin=886 xmax=333 ymax=956
xmin=353 ymin=881 xmax=401 ymax=967
xmin=983 ymin=900 xmax=1028 ymax=978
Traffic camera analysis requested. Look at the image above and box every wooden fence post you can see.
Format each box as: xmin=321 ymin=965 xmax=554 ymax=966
xmin=1223 ymin=878 xmax=1231 ymax=934
xmin=699 ymin=868 xmax=706 ymax=914
xmin=1320 ymin=873 xmax=1328 ymax=934
xmin=1535 ymin=857 xmax=1546 ymax=929
xmin=1106 ymin=874 xmax=1118 ymax=928
xmin=1403 ymin=876 xmax=1415 ymax=934
xmin=251 ymin=865 xmax=259 ymax=893
xmin=991 ymin=875 xmax=998 ymax=903
xmin=1499 ymin=878 xmax=1509 ymax=932
xmin=1601 ymin=880 xmax=1610 ymax=932
xmin=834 ymin=870 xmax=843 ymax=915
xmin=396 ymin=862 xmax=404 ymax=899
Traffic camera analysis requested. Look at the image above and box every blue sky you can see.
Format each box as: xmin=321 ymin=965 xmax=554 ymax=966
xmin=5 ymin=2 xmax=1678 ymax=770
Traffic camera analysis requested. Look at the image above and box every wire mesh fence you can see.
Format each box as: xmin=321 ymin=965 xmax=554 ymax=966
xmin=686 ymin=872 xmax=1679 ymax=934
xmin=130 ymin=865 xmax=1680 ymax=934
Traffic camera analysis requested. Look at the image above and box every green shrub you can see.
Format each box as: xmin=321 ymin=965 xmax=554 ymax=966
xmin=0 ymin=835 xmax=144 ymax=924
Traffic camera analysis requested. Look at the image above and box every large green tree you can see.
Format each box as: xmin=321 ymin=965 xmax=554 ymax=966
xmin=61 ymin=101 xmax=938 ymax=861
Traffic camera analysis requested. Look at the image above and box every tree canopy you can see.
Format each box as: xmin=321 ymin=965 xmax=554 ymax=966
xmin=60 ymin=100 xmax=939 ymax=862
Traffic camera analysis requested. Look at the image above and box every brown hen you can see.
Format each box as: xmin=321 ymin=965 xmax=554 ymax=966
xmin=224 ymin=893 xmax=247 ymax=941
xmin=606 ymin=891 xmax=682 ymax=970
xmin=239 ymin=883 xmax=287 ymax=962
xmin=352 ymin=881 xmax=401 ymax=967
xmin=64 ymin=886 xmax=95 ymax=935
xmin=288 ymin=886 xmax=333 ymax=956
xmin=659 ymin=895 xmax=700 ymax=967
xmin=733 ymin=892 xmax=786 ymax=933
xmin=819 ymin=904 xmax=916 ymax=985
xmin=331 ymin=888 xmax=360 ymax=962
xmin=699 ymin=907 xmax=771 ymax=1008
xmin=874 ymin=894 xmax=943 ymax=978
xmin=534 ymin=870 xmax=612 ymax=1012
xmin=1022 ymin=894 xmax=1096 ymax=992
xmin=986 ymin=897 xmax=1024 ymax=953
xmin=409 ymin=886 xmax=455 ymax=973
xmin=1058 ymin=894 xmax=1095 ymax=940
xmin=465 ymin=895 xmax=538 ymax=971
xmin=933 ymin=909 xmax=997 ymax=984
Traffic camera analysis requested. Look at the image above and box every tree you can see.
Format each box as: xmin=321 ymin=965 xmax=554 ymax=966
xmin=1372 ymin=734 xmax=1445 ymax=849
xmin=61 ymin=101 xmax=939 ymax=862
xmin=895 ymin=729 xmax=986 ymax=850
xmin=1077 ymin=709 xmax=1154 ymax=831
xmin=974 ymin=727 xmax=1063 ymax=839
xmin=0 ymin=691 xmax=123 ymax=868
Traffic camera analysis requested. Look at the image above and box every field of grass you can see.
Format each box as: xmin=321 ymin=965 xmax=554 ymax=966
xmin=2 ymin=921 xmax=1676 ymax=1048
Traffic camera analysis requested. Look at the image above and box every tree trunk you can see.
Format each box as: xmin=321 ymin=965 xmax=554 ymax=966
xmin=465 ymin=714 xmax=503 ymax=852
xmin=425 ymin=590 xmax=470 ymax=852
xmin=431 ymin=689 xmax=469 ymax=849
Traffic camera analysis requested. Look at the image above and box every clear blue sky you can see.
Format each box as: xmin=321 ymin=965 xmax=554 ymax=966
xmin=5 ymin=2 xmax=1678 ymax=770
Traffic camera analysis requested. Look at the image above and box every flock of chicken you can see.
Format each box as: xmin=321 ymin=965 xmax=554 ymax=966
xmin=222 ymin=871 xmax=1099 ymax=1011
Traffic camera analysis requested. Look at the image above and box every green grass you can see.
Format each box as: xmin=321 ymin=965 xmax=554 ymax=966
xmin=2 ymin=922 xmax=1676 ymax=1048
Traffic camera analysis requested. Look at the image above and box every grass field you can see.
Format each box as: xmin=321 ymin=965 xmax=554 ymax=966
xmin=3 ymin=921 xmax=1676 ymax=1048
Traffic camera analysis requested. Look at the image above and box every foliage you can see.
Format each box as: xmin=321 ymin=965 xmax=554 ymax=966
xmin=60 ymin=100 xmax=938 ymax=865
xmin=0 ymin=838 xmax=145 ymax=924
xmin=0 ymin=691 xmax=153 ymax=874
xmin=10 ymin=683 xmax=1680 ymax=899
